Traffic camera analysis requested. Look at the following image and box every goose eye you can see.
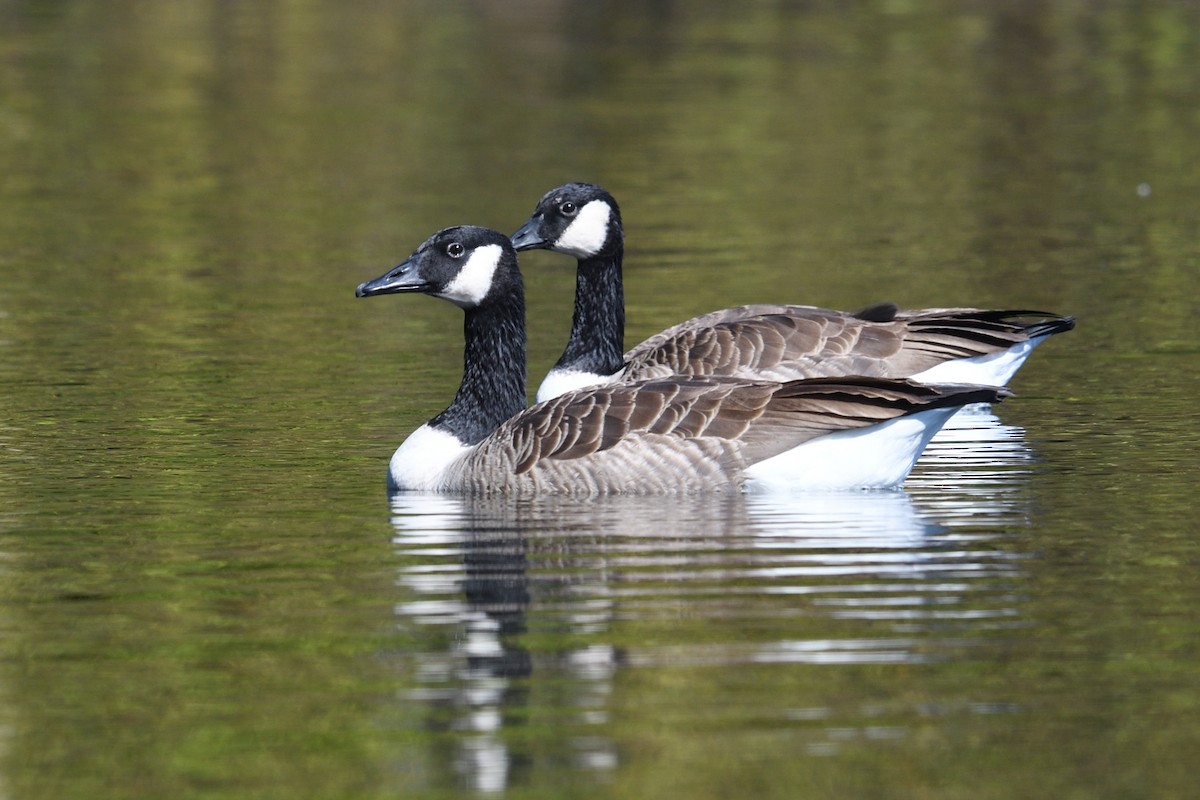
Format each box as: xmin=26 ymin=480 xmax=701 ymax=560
xmin=560 ymin=201 xmax=577 ymax=216
xmin=446 ymin=242 xmax=466 ymax=258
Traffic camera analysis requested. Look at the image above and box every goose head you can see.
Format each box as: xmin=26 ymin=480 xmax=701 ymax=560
xmin=511 ymin=182 xmax=624 ymax=259
xmin=356 ymin=226 xmax=522 ymax=310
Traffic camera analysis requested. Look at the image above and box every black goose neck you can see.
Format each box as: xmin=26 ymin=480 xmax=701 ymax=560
xmin=557 ymin=243 xmax=626 ymax=375
xmin=430 ymin=290 xmax=528 ymax=446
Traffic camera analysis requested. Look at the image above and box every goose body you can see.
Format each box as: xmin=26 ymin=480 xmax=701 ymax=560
xmin=356 ymin=226 xmax=1008 ymax=495
xmin=510 ymin=183 xmax=1075 ymax=403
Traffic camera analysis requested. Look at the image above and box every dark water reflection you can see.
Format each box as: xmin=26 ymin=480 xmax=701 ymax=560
xmin=387 ymin=412 xmax=1035 ymax=794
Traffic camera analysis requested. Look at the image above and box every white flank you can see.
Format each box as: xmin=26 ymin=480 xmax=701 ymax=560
xmin=909 ymin=337 xmax=1045 ymax=387
xmin=437 ymin=244 xmax=502 ymax=308
xmin=554 ymin=200 xmax=612 ymax=258
xmin=388 ymin=423 xmax=472 ymax=491
xmin=743 ymin=406 xmax=960 ymax=492
xmin=535 ymin=367 xmax=621 ymax=403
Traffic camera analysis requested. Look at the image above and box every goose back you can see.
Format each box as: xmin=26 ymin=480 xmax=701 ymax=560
xmin=623 ymin=304 xmax=1076 ymax=387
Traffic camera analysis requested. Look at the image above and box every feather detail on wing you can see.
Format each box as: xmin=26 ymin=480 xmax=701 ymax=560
xmin=621 ymin=306 xmax=1074 ymax=383
xmin=450 ymin=376 xmax=1008 ymax=494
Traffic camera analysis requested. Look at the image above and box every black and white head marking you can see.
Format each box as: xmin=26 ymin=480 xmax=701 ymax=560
xmin=554 ymin=198 xmax=613 ymax=258
xmin=513 ymin=182 xmax=623 ymax=259
xmin=435 ymin=241 xmax=504 ymax=308
xmin=357 ymin=226 xmax=517 ymax=310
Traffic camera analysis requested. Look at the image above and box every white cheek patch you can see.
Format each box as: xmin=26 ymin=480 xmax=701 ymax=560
xmin=555 ymin=200 xmax=611 ymax=258
xmin=437 ymin=243 xmax=502 ymax=307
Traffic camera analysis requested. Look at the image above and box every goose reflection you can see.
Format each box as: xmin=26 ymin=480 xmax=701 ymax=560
xmin=387 ymin=410 xmax=1035 ymax=790
xmin=909 ymin=405 xmax=1035 ymax=524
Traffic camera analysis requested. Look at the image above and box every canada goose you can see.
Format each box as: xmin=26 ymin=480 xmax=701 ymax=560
xmin=510 ymin=183 xmax=1075 ymax=402
xmin=355 ymin=226 xmax=1009 ymax=494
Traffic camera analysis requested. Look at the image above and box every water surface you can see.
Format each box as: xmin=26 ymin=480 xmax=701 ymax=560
xmin=2 ymin=2 xmax=1198 ymax=798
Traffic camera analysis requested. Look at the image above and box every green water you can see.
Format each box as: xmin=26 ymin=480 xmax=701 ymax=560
xmin=2 ymin=2 xmax=1198 ymax=798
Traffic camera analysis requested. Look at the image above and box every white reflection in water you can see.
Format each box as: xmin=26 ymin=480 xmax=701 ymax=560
xmin=908 ymin=405 xmax=1035 ymax=523
xmin=387 ymin=409 xmax=1035 ymax=789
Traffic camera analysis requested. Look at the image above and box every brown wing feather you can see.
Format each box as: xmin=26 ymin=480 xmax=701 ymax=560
xmin=481 ymin=378 xmax=777 ymax=477
xmin=622 ymin=306 xmax=1073 ymax=382
xmin=470 ymin=375 xmax=1007 ymax=489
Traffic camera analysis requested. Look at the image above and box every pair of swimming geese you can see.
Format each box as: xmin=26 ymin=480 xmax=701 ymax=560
xmin=356 ymin=183 xmax=1074 ymax=495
